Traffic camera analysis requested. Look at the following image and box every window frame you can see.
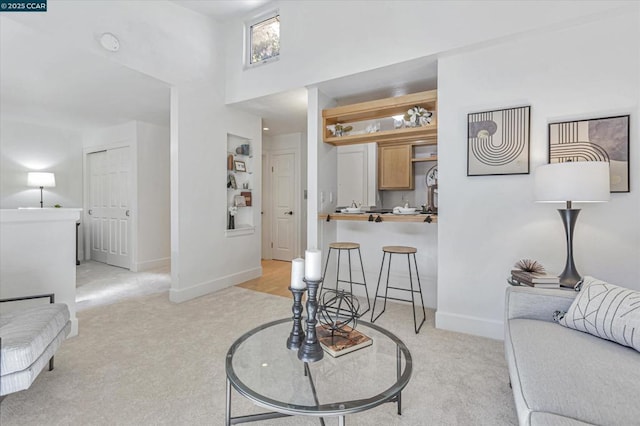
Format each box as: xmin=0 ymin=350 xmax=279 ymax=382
xmin=244 ymin=9 xmax=280 ymax=69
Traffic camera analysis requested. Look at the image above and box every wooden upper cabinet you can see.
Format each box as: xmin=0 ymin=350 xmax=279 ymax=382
xmin=378 ymin=144 xmax=413 ymax=190
xmin=322 ymin=90 xmax=437 ymax=146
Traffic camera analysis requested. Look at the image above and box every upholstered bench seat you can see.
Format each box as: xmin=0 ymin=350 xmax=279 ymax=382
xmin=1 ymin=303 xmax=70 ymax=396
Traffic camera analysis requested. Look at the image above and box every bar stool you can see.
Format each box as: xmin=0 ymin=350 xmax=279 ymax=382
xmin=370 ymin=246 xmax=426 ymax=333
xmin=320 ymin=242 xmax=370 ymax=316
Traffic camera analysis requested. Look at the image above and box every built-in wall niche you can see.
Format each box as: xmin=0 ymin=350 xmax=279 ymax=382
xmin=226 ymin=134 xmax=254 ymax=236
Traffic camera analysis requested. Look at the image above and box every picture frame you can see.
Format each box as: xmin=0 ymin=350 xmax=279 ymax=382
xmin=548 ymin=115 xmax=630 ymax=192
xmin=240 ymin=191 xmax=252 ymax=207
xmin=234 ymin=195 xmax=247 ymax=207
xmin=227 ymin=174 xmax=237 ymax=190
xmin=234 ymin=160 xmax=246 ymax=172
xmin=467 ymin=105 xmax=530 ymax=176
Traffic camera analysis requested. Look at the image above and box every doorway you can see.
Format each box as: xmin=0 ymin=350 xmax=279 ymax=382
xmin=262 ymin=142 xmax=303 ymax=261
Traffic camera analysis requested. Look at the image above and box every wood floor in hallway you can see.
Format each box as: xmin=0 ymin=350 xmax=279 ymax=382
xmin=236 ymin=259 xmax=292 ymax=298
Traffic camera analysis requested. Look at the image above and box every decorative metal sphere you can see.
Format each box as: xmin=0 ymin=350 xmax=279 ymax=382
xmin=318 ymin=289 xmax=361 ymax=334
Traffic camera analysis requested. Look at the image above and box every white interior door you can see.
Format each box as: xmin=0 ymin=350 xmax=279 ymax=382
xmin=271 ymin=151 xmax=296 ymax=261
xmin=87 ymin=147 xmax=131 ymax=269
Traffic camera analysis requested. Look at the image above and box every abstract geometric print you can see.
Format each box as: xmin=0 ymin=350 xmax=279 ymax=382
xmin=549 ymin=115 xmax=629 ymax=192
xmin=467 ymin=106 xmax=530 ymax=176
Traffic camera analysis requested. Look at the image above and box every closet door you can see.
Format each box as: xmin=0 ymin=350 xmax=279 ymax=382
xmin=87 ymin=147 xmax=131 ymax=269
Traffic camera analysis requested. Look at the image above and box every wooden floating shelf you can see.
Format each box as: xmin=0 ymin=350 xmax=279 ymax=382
xmin=324 ymin=126 xmax=437 ymax=147
xmin=323 ymin=90 xmax=438 ymax=147
xmin=412 ymin=156 xmax=438 ymax=163
xmin=318 ymin=213 xmax=437 ymax=223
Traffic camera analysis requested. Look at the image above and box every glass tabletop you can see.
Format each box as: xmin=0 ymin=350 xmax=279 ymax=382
xmin=226 ymin=318 xmax=412 ymax=417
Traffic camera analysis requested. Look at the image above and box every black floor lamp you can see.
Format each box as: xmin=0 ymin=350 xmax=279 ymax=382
xmin=534 ymin=161 xmax=610 ymax=288
xmin=27 ymin=172 xmax=56 ymax=208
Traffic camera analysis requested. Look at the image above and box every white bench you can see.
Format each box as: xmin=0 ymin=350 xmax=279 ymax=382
xmin=0 ymin=294 xmax=70 ymax=397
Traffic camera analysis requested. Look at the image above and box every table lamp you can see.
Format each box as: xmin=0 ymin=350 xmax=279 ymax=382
xmin=534 ymin=161 xmax=610 ymax=288
xmin=27 ymin=172 xmax=56 ymax=208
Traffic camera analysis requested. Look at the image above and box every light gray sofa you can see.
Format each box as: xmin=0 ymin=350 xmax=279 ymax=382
xmin=504 ymin=286 xmax=640 ymax=425
xmin=0 ymin=294 xmax=70 ymax=396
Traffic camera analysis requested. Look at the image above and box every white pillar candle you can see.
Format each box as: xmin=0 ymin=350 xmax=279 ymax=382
xmin=290 ymin=258 xmax=306 ymax=289
xmin=304 ymin=249 xmax=322 ymax=281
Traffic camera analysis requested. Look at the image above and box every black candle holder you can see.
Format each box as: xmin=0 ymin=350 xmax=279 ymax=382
xmin=297 ymin=278 xmax=324 ymax=363
xmin=286 ymin=286 xmax=306 ymax=350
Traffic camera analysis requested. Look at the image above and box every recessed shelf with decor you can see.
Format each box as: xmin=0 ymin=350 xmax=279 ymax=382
xmin=227 ymin=134 xmax=254 ymax=234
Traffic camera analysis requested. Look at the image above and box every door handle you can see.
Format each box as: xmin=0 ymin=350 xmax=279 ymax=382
xmin=125 ymin=210 xmax=130 ymax=217
xmin=285 ymin=211 xmax=293 ymax=215
xmin=88 ymin=209 xmax=93 ymax=215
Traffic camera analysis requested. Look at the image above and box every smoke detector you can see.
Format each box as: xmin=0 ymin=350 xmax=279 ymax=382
xmin=99 ymin=33 xmax=120 ymax=52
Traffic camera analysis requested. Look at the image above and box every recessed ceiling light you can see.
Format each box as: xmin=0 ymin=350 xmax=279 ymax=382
xmin=99 ymin=32 xmax=120 ymax=52
xmin=263 ymin=127 xmax=269 ymax=131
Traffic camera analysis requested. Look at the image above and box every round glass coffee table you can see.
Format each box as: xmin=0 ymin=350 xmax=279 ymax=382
xmin=225 ymin=318 xmax=412 ymax=425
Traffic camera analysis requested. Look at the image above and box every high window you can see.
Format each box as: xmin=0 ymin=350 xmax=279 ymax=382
xmin=247 ymin=11 xmax=280 ymax=66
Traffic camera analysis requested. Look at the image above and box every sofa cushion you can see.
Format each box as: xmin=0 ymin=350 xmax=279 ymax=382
xmin=508 ymin=318 xmax=640 ymax=425
xmin=558 ymin=276 xmax=640 ymax=353
xmin=0 ymin=303 xmax=70 ymax=375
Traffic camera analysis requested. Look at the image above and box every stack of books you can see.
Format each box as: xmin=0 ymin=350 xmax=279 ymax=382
xmin=510 ymin=270 xmax=560 ymax=288
xmin=315 ymin=325 xmax=372 ymax=358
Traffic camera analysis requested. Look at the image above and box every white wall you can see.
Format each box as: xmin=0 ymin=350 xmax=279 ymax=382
xmin=0 ymin=119 xmax=83 ymax=210
xmin=436 ymin=7 xmax=640 ymax=339
xmin=307 ymin=87 xmax=337 ymax=253
xmin=136 ymin=121 xmax=170 ymax=271
xmin=0 ymin=119 xmax=85 ymax=260
xmin=225 ymin=1 xmax=631 ymax=104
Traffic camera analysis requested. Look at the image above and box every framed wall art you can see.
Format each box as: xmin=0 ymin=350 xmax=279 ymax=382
xmin=234 ymin=160 xmax=246 ymax=172
xmin=548 ymin=115 xmax=630 ymax=192
xmin=467 ymin=105 xmax=530 ymax=176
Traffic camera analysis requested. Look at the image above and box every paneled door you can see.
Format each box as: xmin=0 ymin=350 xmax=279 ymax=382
xmin=88 ymin=151 xmax=108 ymax=264
xmin=87 ymin=147 xmax=131 ymax=269
xmin=271 ymin=151 xmax=295 ymax=261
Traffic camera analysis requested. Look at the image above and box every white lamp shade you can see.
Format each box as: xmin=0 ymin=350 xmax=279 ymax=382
xmin=27 ymin=172 xmax=56 ymax=188
xmin=534 ymin=162 xmax=609 ymax=203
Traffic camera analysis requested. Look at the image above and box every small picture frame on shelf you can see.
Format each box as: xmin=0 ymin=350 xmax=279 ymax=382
xmin=228 ymin=174 xmax=237 ymax=189
xmin=234 ymin=195 xmax=247 ymax=207
xmin=241 ymin=191 xmax=252 ymax=206
xmin=234 ymin=160 xmax=246 ymax=172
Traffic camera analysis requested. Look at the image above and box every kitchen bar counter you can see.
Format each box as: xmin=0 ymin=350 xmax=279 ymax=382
xmin=318 ymin=212 xmax=437 ymax=223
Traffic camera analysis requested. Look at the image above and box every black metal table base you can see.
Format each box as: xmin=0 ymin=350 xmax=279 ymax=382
xmin=225 ymin=353 xmax=403 ymax=425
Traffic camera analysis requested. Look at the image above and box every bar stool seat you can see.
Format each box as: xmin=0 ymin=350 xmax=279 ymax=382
xmin=371 ymin=245 xmax=426 ymax=333
xmin=320 ymin=242 xmax=370 ymax=316
xmin=383 ymin=246 xmax=416 ymax=254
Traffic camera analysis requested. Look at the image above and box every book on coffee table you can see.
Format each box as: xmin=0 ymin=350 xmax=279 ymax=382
xmin=315 ymin=325 xmax=372 ymax=358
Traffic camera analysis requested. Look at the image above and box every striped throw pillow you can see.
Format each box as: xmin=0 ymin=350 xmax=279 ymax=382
xmin=558 ymin=276 xmax=640 ymax=352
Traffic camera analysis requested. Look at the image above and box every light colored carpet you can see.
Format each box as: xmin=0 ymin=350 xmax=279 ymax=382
xmin=75 ymin=261 xmax=171 ymax=311
xmin=0 ymin=287 xmax=517 ymax=425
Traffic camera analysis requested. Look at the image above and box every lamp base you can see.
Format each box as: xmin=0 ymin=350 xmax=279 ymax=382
xmin=558 ymin=208 xmax=581 ymax=288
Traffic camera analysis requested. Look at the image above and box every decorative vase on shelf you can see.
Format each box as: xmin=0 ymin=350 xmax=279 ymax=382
xmin=228 ymin=214 xmax=235 ymax=230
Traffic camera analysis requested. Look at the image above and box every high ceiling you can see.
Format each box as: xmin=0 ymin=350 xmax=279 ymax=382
xmin=1 ymin=0 xmax=437 ymax=136
xmin=171 ymin=0 xmax=272 ymax=20
xmin=0 ymin=17 xmax=170 ymax=130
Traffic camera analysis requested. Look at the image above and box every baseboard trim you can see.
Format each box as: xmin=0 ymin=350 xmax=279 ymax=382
xmin=435 ymin=310 xmax=504 ymax=340
xmin=135 ymin=257 xmax=170 ymax=272
xmin=69 ymin=317 xmax=79 ymax=338
xmin=169 ymin=266 xmax=262 ymax=303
